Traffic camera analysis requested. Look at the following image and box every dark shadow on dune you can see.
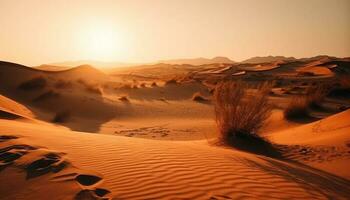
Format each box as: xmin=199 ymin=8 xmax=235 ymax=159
xmin=0 ymin=61 xmax=120 ymax=133
xmin=286 ymin=115 xmax=319 ymax=123
xmin=0 ymin=110 xmax=22 ymax=120
xmin=225 ymin=134 xmax=284 ymax=159
xmin=0 ymin=81 xmax=117 ymax=133
xmin=245 ymin=156 xmax=350 ymax=198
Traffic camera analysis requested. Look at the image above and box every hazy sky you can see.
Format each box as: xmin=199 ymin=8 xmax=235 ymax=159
xmin=0 ymin=0 xmax=349 ymax=66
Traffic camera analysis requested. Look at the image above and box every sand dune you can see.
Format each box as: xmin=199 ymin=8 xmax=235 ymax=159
xmin=1 ymin=118 xmax=350 ymax=199
xmin=1 ymin=57 xmax=350 ymax=199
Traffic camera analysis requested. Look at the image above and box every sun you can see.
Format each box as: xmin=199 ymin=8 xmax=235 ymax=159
xmin=78 ymin=22 xmax=126 ymax=61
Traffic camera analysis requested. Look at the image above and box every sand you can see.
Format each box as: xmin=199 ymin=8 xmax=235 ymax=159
xmin=1 ymin=57 xmax=350 ymax=199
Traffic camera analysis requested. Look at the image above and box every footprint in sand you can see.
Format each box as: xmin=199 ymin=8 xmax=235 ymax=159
xmin=75 ymin=174 xmax=111 ymax=200
xmin=26 ymin=152 xmax=67 ymax=178
xmin=0 ymin=142 xmax=36 ymax=171
xmin=115 ymin=125 xmax=171 ymax=138
xmin=0 ymin=135 xmax=112 ymax=200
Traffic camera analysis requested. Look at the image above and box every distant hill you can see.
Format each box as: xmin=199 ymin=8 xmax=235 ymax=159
xmin=45 ymin=60 xmax=136 ymax=69
xmin=158 ymin=57 xmax=235 ymax=65
xmin=35 ymin=64 xmax=71 ymax=71
xmin=241 ymin=56 xmax=296 ymax=64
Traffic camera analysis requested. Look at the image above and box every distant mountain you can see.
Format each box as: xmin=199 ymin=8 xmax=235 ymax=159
xmin=158 ymin=57 xmax=235 ymax=65
xmin=241 ymin=56 xmax=296 ymax=64
xmin=298 ymin=55 xmax=337 ymax=62
xmin=45 ymin=60 xmax=136 ymax=69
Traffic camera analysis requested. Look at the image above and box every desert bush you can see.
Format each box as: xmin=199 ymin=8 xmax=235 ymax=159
xmin=139 ymin=83 xmax=146 ymax=88
xmin=214 ymin=81 xmax=272 ymax=142
xmin=52 ymin=111 xmax=70 ymax=123
xmin=18 ymin=76 xmax=47 ymax=90
xmin=328 ymin=76 xmax=350 ymax=98
xmin=284 ymin=96 xmax=310 ymax=119
xmin=33 ymin=90 xmax=60 ymax=102
xmin=306 ymin=84 xmax=329 ymax=108
xmin=191 ymin=92 xmax=208 ymax=102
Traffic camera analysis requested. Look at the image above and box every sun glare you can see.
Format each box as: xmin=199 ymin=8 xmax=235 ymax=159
xmin=78 ymin=22 xmax=126 ymax=61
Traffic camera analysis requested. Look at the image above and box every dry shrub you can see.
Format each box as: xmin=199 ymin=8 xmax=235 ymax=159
xmin=139 ymin=83 xmax=146 ymax=88
xmin=284 ymin=96 xmax=310 ymax=119
xmin=18 ymin=76 xmax=47 ymax=90
xmin=52 ymin=111 xmax=70 ymax=123
xmin=306 ymin=84 xmax=329 ymax=108
xmin=284 ymin=84 xmax=329 ymax=119
xmin=214 ymin=81 xmax=272 ymax=142
xmin=328 ymin=75 xmax=350 ymax=98
xmin=191 ymin=92 xmax=208 ymax=102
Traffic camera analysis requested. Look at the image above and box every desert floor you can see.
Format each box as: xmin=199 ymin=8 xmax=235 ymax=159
xmin=0 ymin=57 xmax=350 ymax=199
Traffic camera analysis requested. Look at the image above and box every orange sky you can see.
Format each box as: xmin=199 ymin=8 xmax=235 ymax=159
xmin=0 ymin=0 xmax=349 ymax=66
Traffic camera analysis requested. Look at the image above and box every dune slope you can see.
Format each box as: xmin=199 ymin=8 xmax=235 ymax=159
xmin=1 ymin=118 xmax=350 ymax=199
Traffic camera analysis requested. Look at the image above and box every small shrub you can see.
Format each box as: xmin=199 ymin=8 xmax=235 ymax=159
xmin=52 ymin=111 xmax=70 ymax=123
xmin=214 ymin=81 xmax=272 ymax=142
xmin=284 ymin=96 xmax=309 ymax=119
xmin=306 ymin=84 xmax=329 ymax=109
xmin=18 ymin=76 xmax=47 ymax=90
xmin=328 ymin=75 xmax=350 ymax=98
xmin=191 ymin=92 xmax=208 ymax=102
